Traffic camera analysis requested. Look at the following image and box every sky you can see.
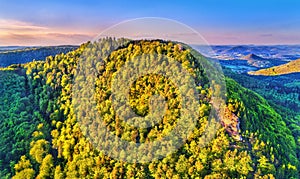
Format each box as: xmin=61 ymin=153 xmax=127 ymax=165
xmin=0 ymin=0 xmax=300 ymax=46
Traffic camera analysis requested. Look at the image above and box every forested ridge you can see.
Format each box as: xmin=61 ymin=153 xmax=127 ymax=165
xmin=0 ymin=38 xmax=299 ymax=178
xmin=0 ymin=46 xmax=78 ymax=67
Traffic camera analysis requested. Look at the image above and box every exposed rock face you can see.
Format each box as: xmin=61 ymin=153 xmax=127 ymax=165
xmin=221 ymin=107 xmax=242 ymax=141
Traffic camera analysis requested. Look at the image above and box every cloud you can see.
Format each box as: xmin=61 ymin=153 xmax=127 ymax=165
xmin=0 ymin=19 xmax=48 ymax=32
xmin=0 ymin=32 xmax=94 ymax=46
xmin=0 ymin=18 xmax=96 ymax=45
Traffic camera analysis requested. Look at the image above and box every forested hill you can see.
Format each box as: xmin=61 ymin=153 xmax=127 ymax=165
xmin=0 ymin=38 xmax=299 ymax=178
xmin=249 ymin=58 xmax=300 ymax=76
xmin=0 ymin=45 xmax=79 ymax=67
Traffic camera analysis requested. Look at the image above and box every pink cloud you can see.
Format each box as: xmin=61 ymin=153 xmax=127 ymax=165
xmin=0 ymin=19 xmax=48 ymax=32
xmin=0 ymin=33 xmax=94 ymax=46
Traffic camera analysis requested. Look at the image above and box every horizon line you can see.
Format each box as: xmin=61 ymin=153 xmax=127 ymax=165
xmin=1 ymin=43 xmax=300 ymax=47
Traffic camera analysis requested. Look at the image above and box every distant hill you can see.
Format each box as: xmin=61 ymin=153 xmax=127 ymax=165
xmin=242 ymin=53 xmax=271 ymax=68
xmin=0 ymin=45 xmax=79 ymax=67
xmin=225 ymin=45 xmax=251 ymax=55
xmin=0 ymin=46 xmax=27 ymax=52
xmin=243 ymin=53 xmax=265 ymax=61
xmin=249 ymin=58 xmax=300 ymax=76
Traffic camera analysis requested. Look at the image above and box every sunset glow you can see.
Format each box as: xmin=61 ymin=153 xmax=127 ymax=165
xmin=1 ymin=0 xmax=300 ymax=45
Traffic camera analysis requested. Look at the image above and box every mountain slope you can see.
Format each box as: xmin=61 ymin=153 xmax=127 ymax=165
xmin=0 ymin=38 xmax=299 ymax=178
xmin=249 ymin=58 xmax=300 ymax=76
xmin=0 ymin=70 xmax=42 ymax=177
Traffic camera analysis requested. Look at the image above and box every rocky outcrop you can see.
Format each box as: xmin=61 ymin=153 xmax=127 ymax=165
xmin=221 ymin=107 xmax=242 ymax=141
